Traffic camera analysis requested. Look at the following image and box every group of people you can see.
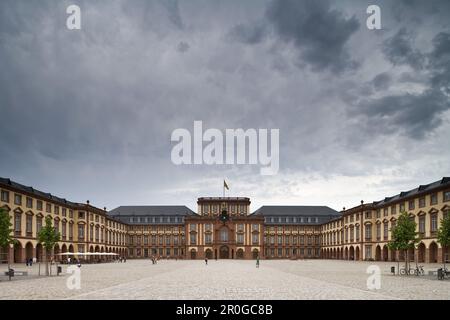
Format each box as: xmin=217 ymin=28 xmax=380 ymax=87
xmin=151 ymin=255 xmax=159 ymax=264
xmin=117 ymin=256 xmax=127 ymax=263
xmin=25 ymin=258 xmax=36 ymax=266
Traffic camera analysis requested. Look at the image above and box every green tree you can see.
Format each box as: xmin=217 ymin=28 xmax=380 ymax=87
xmin=37 ymin=216 xmax=61 ymax=276
xmin=437 ymin=214 xmax=450 ymax=269
xmin=388 ymin=211 xmax=419 ymax=274
xmin=0 ymin=208 xmax=16 ymax=280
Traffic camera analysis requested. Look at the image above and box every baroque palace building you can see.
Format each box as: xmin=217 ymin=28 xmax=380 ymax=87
xmin=0 ymin=176 xmax=449 ymax=264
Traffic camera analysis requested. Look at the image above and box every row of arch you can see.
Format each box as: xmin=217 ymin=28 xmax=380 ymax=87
xmin=322 ymin=242 xmax=446 ymax=263
xmin=190 ymin=247 xmax=259 ymax=259
xmin=1 ymin=241 xmax=128 ymax=263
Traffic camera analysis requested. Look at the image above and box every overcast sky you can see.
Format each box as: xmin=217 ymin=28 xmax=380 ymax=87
xmin=1 ymin=0 xmax=449 ymax=212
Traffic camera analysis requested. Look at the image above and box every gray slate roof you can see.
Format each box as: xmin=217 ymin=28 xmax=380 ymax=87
xmin=0 ymin=177 xmax=77 ymax=207
xmin=108 ymin=205 xmax=195 ymax=216
xmin=252 ymin=206 xmax=340 ymax=216
xmin=373 ymin=177 xmax=450 ymax=207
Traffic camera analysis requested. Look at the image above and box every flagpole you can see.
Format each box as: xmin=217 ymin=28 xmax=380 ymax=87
xmin=223 ymin=180 xmax=225 ymax=198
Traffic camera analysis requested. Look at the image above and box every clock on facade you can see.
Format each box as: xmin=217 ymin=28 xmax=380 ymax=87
xmin=219 ymin=208 xmax=229 ymax=223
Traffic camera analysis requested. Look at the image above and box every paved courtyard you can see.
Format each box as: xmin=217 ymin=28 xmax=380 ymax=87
xmin=1 ymin=259 xmax=449 ymax=300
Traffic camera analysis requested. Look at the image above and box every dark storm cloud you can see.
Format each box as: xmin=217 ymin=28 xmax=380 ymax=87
xmin=266 ymin=0 xmax=360 ymax=73
xmin=371 ymin=72 xmax=392 ymax=91
xmin=351 ymin=30 xmax=450 ymax=140
xmin=353 ymin=90 xmax=449 ymax=139
xmin=228 ymin=0 xmax=360 ymax=73
xmin=382 ymin=28 xmax=425 ymax=70
xmin=0 ymin=0 xmax=450 ymax=210
xmin=429 ymin=32 xmax=450 ymax=95
xmin=177 ymin=41 xmax=190 ymax=53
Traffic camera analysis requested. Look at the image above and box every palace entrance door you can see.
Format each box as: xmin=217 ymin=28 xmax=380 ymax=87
xmin=219 ymin=246 xmax=229 ymax=259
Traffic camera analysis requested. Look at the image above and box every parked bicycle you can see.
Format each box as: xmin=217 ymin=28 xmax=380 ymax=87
xmin=413 ymin=265 xmax=425 ymax=276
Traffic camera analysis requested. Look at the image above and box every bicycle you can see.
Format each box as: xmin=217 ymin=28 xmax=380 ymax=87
xmin=399 ymin=267 xmax=414 ymax=275
xmin=413 ymin=265 xmax=425 ymax=276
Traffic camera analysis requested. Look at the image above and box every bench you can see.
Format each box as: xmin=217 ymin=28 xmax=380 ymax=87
xmin=3 ymin=271 xmax=28 ymax=276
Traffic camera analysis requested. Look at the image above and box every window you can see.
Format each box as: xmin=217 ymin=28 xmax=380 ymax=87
xmin=285 ymin=235 xmax=290 ymax=245
xmin=62 ymin=221 xmax=67 ymax=239
xmin=69 ymin=223 xmax=73 ymax=240
xmin=376 ymin=224 xmax=381 ymax=240
xmin=14 ymin=194 xmax=22 ymax=205
xmin=36 ymin=200 xmax=43 ymax=211
xmin=383 ymin=223 xmax=388 ymax=240
xmin=365 ymin=245 xmax=372 ymax=259
xmin=252 ymin=224 xmax=258 ymax=232
xmin=54 ymin=206 xmax=59 ymax=215
xmin=239 ymin=205 xmax=247 ymax=215
xmin=166 ymin=236 xmax=171 ymax=245
xmin=376 ymin=210 xmax=381 ymax=219
xmin=14 ymin=213 xmax=21 ymax=235
xmin=190 ymin=224 xmax=196 ymax=231
xmin=419 ymin=197 xmax=425 ymax=208
xmin=46 ymin=203 xmax=52 ymax=213
xmin=277 ymin=235 xmax=282 ymax=245
xmin=277 ymin=248 xmax=282 ymax=257
xmin=391 ymin=205 xmax=396 ymax=215
xmin=252 ymin=234 xmax=259 ymax=244
xmin=419 ymin=216 xmax=425 ymax=234
xmin=365 ymin=211 xmax=372 ymax=219
xmin=430 ymin=214 xmax=438 ymax=233
xmin=205 ymin=233 xmax=212 ymax=244
xmin=26 ymin=197 xmax=33 ymax=208
xmin=430 ymin=194 xmax=438 ymax=205
xmin=202 ymin=205 xmax=209 ymax=214
xmin=26 ymin=215 xmax=33 ymax=235
xmin=78 ymin=225 xmax=85 ymax=239
xmin=36 ymin=217 xmax=43 ymax=234
xmin=62 ymin=208 xmax=67 ymax=217
xmin=237 ymin=234 xmax=244 ymax=244
xmin=399 ymin=203 xmax=405 ymax=212
xmin=220 ymin=229 xmax=228 ymax=242
xmin=444 ymin=191 xmax=450 ymax=202
xmin=408 ymin=200 xmax=415 ymax=210
xmin=190 ymin=234 xmax=196 ymax=245
xmin=383 ymin=208 xmax=388 ymax=217
xmin=365 ymin=225 xmax=372 ymax=240
xmin=1 ymin=190 xmax=9 ymax=202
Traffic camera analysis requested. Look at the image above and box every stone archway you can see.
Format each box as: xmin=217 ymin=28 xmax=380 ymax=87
xmin=14 ymin=242 xmax=23 ymax=263
xmin=252 ymin=249 xmax=259 ymax=259
xmin=236 ymin=249 xmax=244 ymax=259
xmin=417 ymin=243 xmax=425 ymax=263
xmin=349 ymin=246 xmax=355 ymax=260
xmin=382 ymin=245 xmax=388 ymax=261
xmin=36 ymin=243 xmax=43 ymax=262
xmin=429 ymin=242 xmax=438 ymax=263
xmin=344 ymin=247 xmax=348 ymax=260
xmin=355 ymin=246 xmax=360 ymax=261
xmin=25 ymin=242 xmax=34 ymax=261
xmin=205 ymin=249 xmax=213 ymax=259
xmin=375 ymin=245 xmax=381 ymax=261
xmin=219 ymin=246 xmax=229 ymax=259
xmin=54 ymin=244 xmax=60 ymax=262
xmin=190 ymin=249 xmax=197 ymax=259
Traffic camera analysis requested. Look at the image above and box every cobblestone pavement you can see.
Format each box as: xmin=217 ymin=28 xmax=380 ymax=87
xmin=0 ymin=260 xmax=449 ymax=300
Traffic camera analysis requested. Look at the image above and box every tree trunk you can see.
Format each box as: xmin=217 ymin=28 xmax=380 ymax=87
xmin=45 ymin=248 xmax=49 ymax=276
xmin=405 ymin=249 xmax=408 ymax=275
xmin=7 ymin=245 xmax=11 ymax=281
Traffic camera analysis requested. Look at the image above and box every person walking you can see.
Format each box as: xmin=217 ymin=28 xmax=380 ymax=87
xmin=205 ymin=257 xmax=208 ymax=265
xmin=256 ymin=255 xmax=260 ymax=268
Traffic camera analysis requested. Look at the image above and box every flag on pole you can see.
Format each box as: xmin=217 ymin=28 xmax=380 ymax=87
xmin=224 ymin=180 xmax=229 ymax=190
